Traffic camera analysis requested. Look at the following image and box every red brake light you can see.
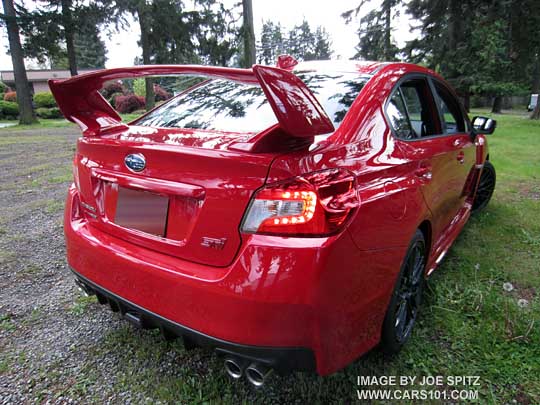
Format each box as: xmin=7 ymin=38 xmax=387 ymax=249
xmin=241 ymin=169 xmax=359 ymax=236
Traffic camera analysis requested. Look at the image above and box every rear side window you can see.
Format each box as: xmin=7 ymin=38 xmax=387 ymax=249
xmin=386 ymin=77 xmax=439 ymax=140
xmin=387 ymin=89 xmax=414 ymax=139
xmin=433 ymin=81 xmax=466 ymax=133
xmin=136 ymin=72 xmax=369 ymax=133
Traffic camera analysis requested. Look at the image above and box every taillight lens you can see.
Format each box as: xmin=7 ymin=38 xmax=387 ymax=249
xmin=241 ymin=168 xmax=359 ymax=236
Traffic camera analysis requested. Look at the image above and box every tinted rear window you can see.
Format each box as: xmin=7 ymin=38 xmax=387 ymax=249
xmin=136 ymin=72 xmax=369 ymax=133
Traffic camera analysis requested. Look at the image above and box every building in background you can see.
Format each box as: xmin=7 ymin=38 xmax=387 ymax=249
xmin=0 ymin=69 xmax=96 ymax=93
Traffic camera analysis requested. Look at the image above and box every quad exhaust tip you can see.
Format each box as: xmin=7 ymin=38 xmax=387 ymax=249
xmin=245 ymin=362 xmax=272 ymax=388
xmin=224 ymin=356 xmax=247 ymax=380
xmin=224 ymin=357 xmax=273 ymax=387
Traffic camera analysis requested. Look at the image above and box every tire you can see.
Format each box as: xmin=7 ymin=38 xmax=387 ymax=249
xmin=472 ymin=161 xmax=496 ymax=213
xmin=381 ymin=229 xmax=426 ymax=354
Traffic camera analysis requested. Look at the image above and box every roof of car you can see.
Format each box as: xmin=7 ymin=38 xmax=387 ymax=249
xmin=292 ymin=60 xmax=389 ymax=75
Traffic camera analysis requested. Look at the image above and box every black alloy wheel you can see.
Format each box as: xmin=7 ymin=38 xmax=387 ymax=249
xmin=472 ymin=161 xmax=496 ymax=213
xmin=381 ymin=230 xmax=426 ymax=353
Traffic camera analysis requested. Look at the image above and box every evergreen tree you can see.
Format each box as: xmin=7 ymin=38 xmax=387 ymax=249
xmin=295 ymin=20 xmax=315 ymax=60
xmin=343 ymin=0 xmax=401 ymax=61
xmin=404 ymin=0 xmax=539 ymax=113
xmin=258 ymin=21 xmax=284 ymax=64
xmin=17 ymin=0 xmax=112 ymax=74
xmin=258 ymin=19 xmax=333 ymax=64
xmin=74 ymin=16 xmax=107 ymax=68
xmin=313 ymin=27 xmax=332 ymax=60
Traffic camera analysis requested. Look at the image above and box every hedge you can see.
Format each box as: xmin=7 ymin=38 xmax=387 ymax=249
xmin=34 ymin=92 xmax=57 ymax=108
xmin=0 ymin=100 xmax=19 ymax=118
xmin=36 ymin=107 xmax=63 ymax=119
xmin=114 ymin=94 xmax=145 ymax=113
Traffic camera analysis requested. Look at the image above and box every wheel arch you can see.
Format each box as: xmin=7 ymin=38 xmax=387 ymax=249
xmin=418 ymin=220 xmax=432 ymax=259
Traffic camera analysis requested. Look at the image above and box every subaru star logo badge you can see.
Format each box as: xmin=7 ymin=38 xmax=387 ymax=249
xmin=124 ymin=153 xmax=146 ymax=172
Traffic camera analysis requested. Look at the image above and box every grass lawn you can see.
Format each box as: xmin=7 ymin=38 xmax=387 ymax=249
xmin=0 ymin=109 xmax=538 ymax=403
xmin=0 ymin=113 xmax=142 ymax=130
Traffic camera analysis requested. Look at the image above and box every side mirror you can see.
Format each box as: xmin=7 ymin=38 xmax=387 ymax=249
xmin=472 ymin=116 xmax=496 ymax=135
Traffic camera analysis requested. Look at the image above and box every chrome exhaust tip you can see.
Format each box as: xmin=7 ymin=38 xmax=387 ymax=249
xmin=224 ymin=356 xmax=247 ymax=379
xmin=245 ymin=363 xmax=272 ymax=387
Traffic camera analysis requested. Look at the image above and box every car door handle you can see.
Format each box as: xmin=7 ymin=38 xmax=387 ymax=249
xmin=415 ymin=166 xmax=432 ymax=180
xmin=456 ymin=151 xmax=465 ymax=164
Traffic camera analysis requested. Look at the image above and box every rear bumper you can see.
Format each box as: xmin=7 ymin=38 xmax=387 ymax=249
xmin=65 ymin=186 xmax=403 ymax=375
xmin=73 ymin=269 xmax=315 ymax=373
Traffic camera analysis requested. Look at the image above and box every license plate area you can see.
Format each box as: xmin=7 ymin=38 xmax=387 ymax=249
xmin=114 ymin=186 xmax=169 ymax=237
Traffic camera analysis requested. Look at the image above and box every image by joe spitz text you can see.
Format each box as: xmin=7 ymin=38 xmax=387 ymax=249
xmin=356 ymin=375 xmax=480 ymax=401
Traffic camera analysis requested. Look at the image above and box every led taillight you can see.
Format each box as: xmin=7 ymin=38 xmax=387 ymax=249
xmin=241 ymin=169 xmax=359 ymax=236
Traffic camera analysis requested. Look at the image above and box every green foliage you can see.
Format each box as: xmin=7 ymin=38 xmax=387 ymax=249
xmin=35 ymin=107 xmax=62 ymax=119
xmin=16 ymin=1 xmax=112 ymax=69
xmin=404 ymin=0 xmax=540 ymax=103
xmin=0 ymin=82 xmax=9 ymax=93
xmin=258 ymin=21 xmax=285 ymax=64
xmin=258 ymin=19 xmax=333 ymax=63
xmin=74 ymin=23 xmax=107 ymax=68
xmin=108 ymin=92 xmax=124 ymax=108
xmin=116 ymin=0 xmax=238 ymax=67
xmin=133 ymin=78 xmax=146 ymax=98
xmin=34 ymin=92 xmax=57 ymax=109
xmin=313 ymin=27 xmax=332 ymax=60
xmin=0 ymin=101 xmax=19 ymax=117
xmin=343 ymin=0 xmax=401 ymax=61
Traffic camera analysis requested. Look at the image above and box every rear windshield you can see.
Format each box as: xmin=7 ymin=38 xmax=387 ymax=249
xmin=135 ymin=72 xmax=369 ymax=133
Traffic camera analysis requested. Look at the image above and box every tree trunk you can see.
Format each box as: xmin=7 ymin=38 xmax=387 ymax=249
xmin=462 ymin=92 xmax=470 ymax=113
xmin=491 ymin=96 xmax=503 ymax=114
xmin=532 ymin=53 xmax=539 ymax=94
xmin=531 ymin=100 xmax=540 ymax=119
xmin=136 ymin=5 xmax=154 ymax=110
xmin=383 ymin=0 xmax=391 ymax=60
xmin=61 ymin=0 xmax=78 ymax=76
xmin=2 ymin=0 xmax=37 ymax=124
xmin=242 ymin=0 xmax=256 ymax=68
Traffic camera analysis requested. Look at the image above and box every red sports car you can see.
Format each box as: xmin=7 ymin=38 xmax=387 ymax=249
xmin=50 ymin=57 xmax=496 ymax=387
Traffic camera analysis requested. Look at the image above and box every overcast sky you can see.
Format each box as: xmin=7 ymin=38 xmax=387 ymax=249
xmin=0 ymin=0 xmax=415 ymax=70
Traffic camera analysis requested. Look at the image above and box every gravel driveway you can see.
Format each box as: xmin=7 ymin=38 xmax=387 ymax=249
xmin=0 ymin=127 xmax=148 ymax=404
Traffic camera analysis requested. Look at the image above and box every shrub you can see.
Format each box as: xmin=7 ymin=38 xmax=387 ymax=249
xmin=36 ymin=107 xmax=63 ymax=119
xmin=133 ymin=78 xmax=146 ymax=97
xmin=0 ymin=81 xmax=9 ymax=93
xmin=108 ymin=92 xmax=124 ymax=108
xmin=0 ymin=100 xmax=19 ymax=118
xmin=34 ymin=92 xmax=57 ymax=108
xmin=114 ymin=94 xmax=145 ymax=113
xmin=101 ymin=81 xmax=125 ymax=99
xmin=154 ymin=84 xmax=172 ymax=102
xmin=4 ymin=91 xmax=16 ymax=102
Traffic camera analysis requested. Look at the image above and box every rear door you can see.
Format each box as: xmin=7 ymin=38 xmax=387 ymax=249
xmin=387 ymin=75 xmax=472 ymax=242
xmin=429 ymin=78 xmax=476 ymax=211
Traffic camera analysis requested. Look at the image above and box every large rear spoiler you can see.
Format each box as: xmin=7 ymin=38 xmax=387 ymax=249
xmin=49 ymin=65 xmax=334 ymax=138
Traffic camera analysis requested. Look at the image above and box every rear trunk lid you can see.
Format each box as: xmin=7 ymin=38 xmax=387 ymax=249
xmin=74 ymin=126 xmax=274 ymax=267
